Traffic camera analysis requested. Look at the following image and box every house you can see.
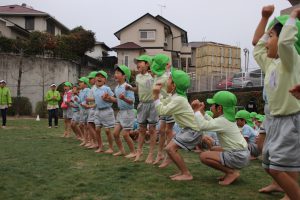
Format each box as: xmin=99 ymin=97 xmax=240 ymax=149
xmin=0 ymin=4 xmax=69 ymax=38
xmin=86 ymin=42 xmax=112 ymax=60
xmin=113 ymin=13 xmax=191 ymax=70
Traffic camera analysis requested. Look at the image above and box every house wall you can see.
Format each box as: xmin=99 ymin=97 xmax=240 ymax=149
xmin=0 ymin=20 xmax=12 ymax=38
xmin=86 ymin=45 xmax=104 ymax=60
xmin=119 ymin=15 xmax=165 ymax=48
xmin=116 ymin=50 xmax=141 ymax=70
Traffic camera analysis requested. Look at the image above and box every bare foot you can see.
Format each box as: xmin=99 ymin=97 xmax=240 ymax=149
xmin=125 ymin=153 xmax=136 ymax=158
xmin=113 ymin=151 xmax=125 ymax=156
xmin=88 ymin=144 xmax=98 ymax=149
xmin=79 ymin=141 xmax=86 ymax=146
xmin=133 ymin=151 xmax=143 ymax=162
xmin=84 ymin=143 xmax=91 ymax=147
xmin=104 ymin=149 xmax=114 ymax=154
xmin=145 ymin=154 xmax=154 ymax=164
xmin=250 ymin=156 xmax=257 ymax=160
xmin=169 ymin=172 xmax=182 ymax=178
xmin=219 ymin=171 xmax=240 ymax=186
xmin=171 ymin=174 xmax=193 ymax=181
xmin=217 ymin=175 xmax=226 ymax=181
xmin=153 ymin=153 xmax=164 ymax=165
xmin=159 ymin=158 xmax=172 ymax=168
xmin=94 ymin=148 xmax=104 ymax=153
xmin=280 ymin=195 xmax=290 ymax=200
xmin=258 ymin=183 xmax=284 ymax=193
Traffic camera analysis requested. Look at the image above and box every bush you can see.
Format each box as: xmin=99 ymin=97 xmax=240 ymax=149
xmin=7 ymin=97 xmax=32 ymax=116
xmin=35 ymin=101 xmax=48 ymax=118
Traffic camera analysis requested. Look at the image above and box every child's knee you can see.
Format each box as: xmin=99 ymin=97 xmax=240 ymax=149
xmin=268 ymin=169 xmax=281 ymax=177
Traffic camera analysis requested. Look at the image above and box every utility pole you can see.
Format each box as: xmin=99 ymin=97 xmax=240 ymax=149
xmin=158 ymin=4 xmax=166 ymax=16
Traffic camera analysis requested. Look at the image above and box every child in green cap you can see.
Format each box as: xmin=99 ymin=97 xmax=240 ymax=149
xmin=70 ymin=84 xmax=83 ymax=141
xmin=151 ymin=54 xmax=175 ymax=168
xmin=192 ymin=91 xmax=250 ymax=185
xmin=126 ymin=54 xmax=159 ymax=163
xmin=153 ymin=68 xmax=201 ymax=181
xmin=77 ymin=77 xmax=91 ymax=146
xmin=61 ymin=81 xmax=73 ymax=137
xmin=103 ymin=65 xmax=136 ymax=158
xmin=253 ymin=5 xmax=300 ymax=199
xmin=235 ymin=110 xmax=259 ymax=159
xmin=46 ymin=83 xmax=61 ymax=129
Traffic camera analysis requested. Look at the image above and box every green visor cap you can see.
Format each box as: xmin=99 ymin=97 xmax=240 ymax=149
xmin=96 ymin=70 xmax=108 ymax=79
xmin=268 ymin=15 xmax=300 ymax=54
xmin=258 ymin=115 xmax=265 ymax=122
xmin=64 ymin=81 xmax=72 ymax=87
xmin=250 ymin=112 xmax=257 ymax=118
xmin=116 ymin=65 xmax=131 ymax=81
xmin=171 ymin=68 xmax=190 ymax=97
xmin=205 ymin=110 xmax=214 ymax=118
xmin=207 ymin=91 xmax=237 ymax=122
xmin=235 ymin=110 xmax=254 ymax=127
xmin=88 ymin=71 xmax=98 ymax=79
xmin=78 ymin=77 xmax=89 ymax=85
xmin=134 ymin=55 xmax=152 ymax=65
xmin=150 ymin=54 xmax=170 ymax=76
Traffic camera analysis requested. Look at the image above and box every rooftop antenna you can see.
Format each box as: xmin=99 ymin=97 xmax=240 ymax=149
xmin=158 ymin=4 xmax=166 ymax=16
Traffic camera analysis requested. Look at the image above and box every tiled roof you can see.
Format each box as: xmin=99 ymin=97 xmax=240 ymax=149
xmin=112 ymin=42 xmax=145 ymax=50
xmin=0 ymin=4 xmax=47 ymax=15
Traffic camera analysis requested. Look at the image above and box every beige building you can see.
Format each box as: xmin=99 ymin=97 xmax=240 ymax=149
xmin=86 ymin=42 xmax=111 ymax=60
xmin=113 ymin=13 xmax=190 ymax=70
xmin=0 ymin=4 xmax=69 ymax=39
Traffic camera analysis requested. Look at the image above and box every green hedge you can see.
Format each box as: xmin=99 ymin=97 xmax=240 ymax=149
xmin=187 ymin=87 xmax=264 ymax=114
xmin=7 ymin=97 xmax=32 ymax=116
xmin=35 ymin=101 xmax=48 ymax=118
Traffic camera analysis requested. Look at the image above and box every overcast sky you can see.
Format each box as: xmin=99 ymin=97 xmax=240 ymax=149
xmin=1 ymin=0 xmax=292 ymax=70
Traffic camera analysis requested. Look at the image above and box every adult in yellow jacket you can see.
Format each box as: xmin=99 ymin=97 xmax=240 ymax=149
xmin=0 ymin=80 xmax=12 ymax=128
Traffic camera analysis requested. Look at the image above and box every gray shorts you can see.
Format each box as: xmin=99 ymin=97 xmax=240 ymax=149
xmin=87 ymin=109 xmax=95 ymax=123
xmin=262 ymin=112 xmax=300 ymax=171
xmin=71 ymin=111 xmax=80 ymax=123
xmin=80 ymin=109 xmax=89 ymax=124
xmin=248 ymin=143 xmax=260 ymax=157
xmin=160 ymin=115 xmax=175 ymax=124
xmin=137 ymin=102 xmax=158 ymax=126
xmin=262 ymin=104 xmax=271 ymax=133
xmin=94 ymin=107 xmax=115 ymax=128
xmin=220 ymin=149 xmax=250 ymax=169
xmin=116 ymin=109 xmax=135 ymax=130
xmin=173 ymin=128 xmax=202 ymax=151
xmin=63 ymin=108 xmax=73 ymax=119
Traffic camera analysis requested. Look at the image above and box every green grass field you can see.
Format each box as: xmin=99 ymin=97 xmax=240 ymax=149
xmin=0 ymin=119 xmax=285 ymax=200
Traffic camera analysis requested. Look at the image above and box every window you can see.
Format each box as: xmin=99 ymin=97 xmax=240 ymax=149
xmin=124 ymin=56 xmax=129 ymax=66
xmin=181 ymin=57 xmax=187 ymax=68
xmin=140 ymin=30 xmax=155 ymax=41
xmin=25 ymin=17 xmax=34 ymax=30
xmin=220 ymin=47 xmax=224 ymax=64
xmin=228 ymin=48 xmax=232 ymax=65
xmin=47 ymin=20 xmax=55 ymax=35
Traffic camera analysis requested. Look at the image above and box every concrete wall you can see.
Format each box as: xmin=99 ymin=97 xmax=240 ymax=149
xmin=0 ymin=54 xmax=80 ymax=112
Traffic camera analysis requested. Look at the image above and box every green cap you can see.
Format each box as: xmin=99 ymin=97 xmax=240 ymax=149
xmin=135 ymin=55 xmax=152 ymax=65
xmin=205 ymin=110 xmax=214 ymax=118
xmin=250 ymin=112 xmax=257 ymax=118
xmin=171 ymin=68 xmax=190 ymax=97
xmin=207 ymin=91 xmax=237 ymax=122
xmin=150 ymin=54 xmax=170 ymax=76
xmin=235 ymin=110 xmax=254 ymax=127
xmin=268 ymin=15 xmax=300 ymax=54
xmin=116 ymin=65 xmax=131 ymax=82
xmin=257 ymin=115 xmax=265 ymax=122
xmin=96 ymin=70 xmax=108 ymax=79
xmin=78 ymin=77 xmax=89 ymax=85
xmin=87 ymin=71 xmax=98 ymax=79
xmin=64 ymin=81 xmax=72 ymax=87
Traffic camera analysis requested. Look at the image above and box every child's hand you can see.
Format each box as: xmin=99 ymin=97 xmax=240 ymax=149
xmin=191 ymin=100 xmax=201 ymax=111
xmin=102 ymin=93 xmax=110 ymax=101
xmin=262 ymin=5 xmax=274 ymax=19
xmin=153 ymin=83 xmax=162 ymax=94
xmin=119 ymin=93 xmax=125 ymax=100
xmin=291 ymin=8 xmax=300 ymax=19
xmin=125 ymin=84 xmax=132 ymax=91
xmin=289 ymin=84 xmax=300 ymax=100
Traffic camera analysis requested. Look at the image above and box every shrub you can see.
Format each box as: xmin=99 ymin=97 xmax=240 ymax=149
xmin=7 ymin=97 xmax=32 ymax=116
xmin=35 ymin=101 xmax=48 ymax=118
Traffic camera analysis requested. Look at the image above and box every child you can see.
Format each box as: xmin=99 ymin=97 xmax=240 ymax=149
xmin=153 ymin=68 xmax=201 ymax=181
xmin=253 ymin=5 xmax=300 ymax=199
xmin=93 ymin=70 xmax=115 ymax=154
xmin=46 ymin=83 xmax=60 ymax=129
xmin=192 ymin=91 xmax=250 ymax=185
xmin=235 ymin=110 xmax=260 ymax=159
xmin=151 ymin=54 xmax=175 ymax=168
xmin=70 ymin=84 xmax=83 ymax=140
xmin=85 ymin=71 xmax=98 ymax=149
xmin=61 ymin=82 xmax=73 ymax=137
xmin=127 ymin=55 xmax=158 ymax=163
xmin=77 ymin=77 xmax=91 ymax=146
xmin=103 ymin=65 xmax=136 ymax=158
